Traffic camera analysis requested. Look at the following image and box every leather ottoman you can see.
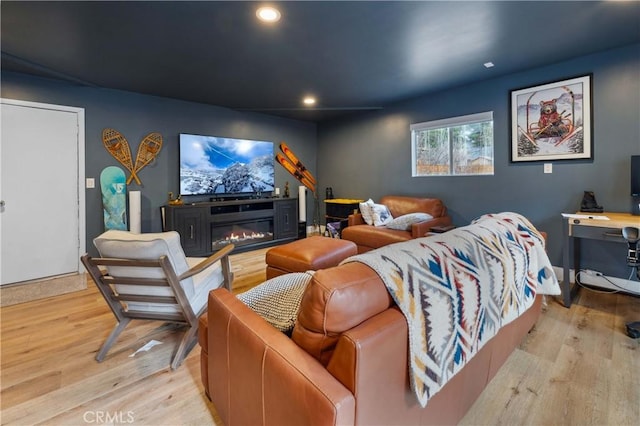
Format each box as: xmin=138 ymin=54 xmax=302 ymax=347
xmin=265 ymin=236 xmax=357 ymax=279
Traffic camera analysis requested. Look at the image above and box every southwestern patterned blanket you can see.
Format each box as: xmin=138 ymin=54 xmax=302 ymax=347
xmin=343 ymin=212 xmax=560 ymax=408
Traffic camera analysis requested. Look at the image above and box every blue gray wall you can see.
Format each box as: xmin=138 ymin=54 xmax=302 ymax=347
xmin=2 ymin=44 xmax=638 ymax=274
xmin=317 ymin=44 xmax=640 ymax=275
xmin=1 ymin=72 xmax=317 ymax=256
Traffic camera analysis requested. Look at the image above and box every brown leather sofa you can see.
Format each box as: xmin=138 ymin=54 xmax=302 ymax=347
xmin=341 ymin=195 xmax=453 ymax=253
xmin=199 ymin=262 xmax=542 ymax=425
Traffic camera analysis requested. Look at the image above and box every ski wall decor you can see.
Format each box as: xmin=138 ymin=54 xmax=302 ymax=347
xmin=275 ymin=142 xmax=320 ymax=229
xmin=276 ymin=142 xmax=317 ymax=194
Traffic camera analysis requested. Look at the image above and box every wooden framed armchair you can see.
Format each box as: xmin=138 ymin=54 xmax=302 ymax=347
xmin=81 ymin=230 xmax=233 ymax=370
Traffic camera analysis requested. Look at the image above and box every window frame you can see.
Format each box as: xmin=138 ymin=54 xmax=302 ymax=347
xmin=411 ymin=111 xmax=494 ymax=177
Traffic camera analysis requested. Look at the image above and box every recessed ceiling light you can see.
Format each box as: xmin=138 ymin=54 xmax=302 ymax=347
xmin=484 ymin=62 xmax=495 ymax=68
xmin=302 ymin=96 xmax=316 ymax=106
xmin=256 ymin=6 xmax=281 ymax=23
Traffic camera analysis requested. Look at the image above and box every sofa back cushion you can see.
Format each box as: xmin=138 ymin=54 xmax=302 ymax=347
xmin=291 ymin=262 xmax=393 ymax=366
xmin=380 ymin=195 xmax=446 ymax=218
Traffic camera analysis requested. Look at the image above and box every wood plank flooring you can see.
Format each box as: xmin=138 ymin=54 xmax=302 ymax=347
xmin=1 ymin=247 xmax=638 ymax=425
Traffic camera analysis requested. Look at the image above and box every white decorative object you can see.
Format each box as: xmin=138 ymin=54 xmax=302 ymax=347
xmin=359 ymin=199 xmax=375 ymax=225
xmin=371 ymin=203 xmax=393 ymax=227
xmin=298 ymin=186 xmax=306 ymax=222
xmin=129 ymin=191 xmax=141 ymax=233
xmin=386 ymin=213 xmax=434 ymax=231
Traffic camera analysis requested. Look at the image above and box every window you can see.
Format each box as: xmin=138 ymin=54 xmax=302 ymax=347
xmin=411 ymin=111 xmax=494 ymax=176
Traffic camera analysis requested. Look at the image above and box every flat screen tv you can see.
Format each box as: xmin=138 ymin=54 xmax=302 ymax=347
xmin=180 ymin=133 xmax=274 ymax=196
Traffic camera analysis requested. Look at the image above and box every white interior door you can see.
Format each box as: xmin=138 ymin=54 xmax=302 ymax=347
xmin=0 ymin=99 xmax=85 ymax=285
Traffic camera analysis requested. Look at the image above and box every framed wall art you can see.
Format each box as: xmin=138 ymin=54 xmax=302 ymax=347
xmin=510 ymin=74 xmax=592 ymax=162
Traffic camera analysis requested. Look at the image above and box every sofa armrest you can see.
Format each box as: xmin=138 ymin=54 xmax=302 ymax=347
xmin=348 ymin=212 xmax=365 ymax=226
xmin=206 ymin=288 xmax=355 ymax=426
xmin=411 ymin=216 xmax=453 ymax=238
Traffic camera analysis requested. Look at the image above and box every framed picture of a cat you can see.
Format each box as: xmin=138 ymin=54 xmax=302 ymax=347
xmin=510 ymin=74 xmax=592 ymax=162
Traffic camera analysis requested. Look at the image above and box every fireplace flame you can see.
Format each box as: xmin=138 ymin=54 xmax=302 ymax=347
xmin=212 ymin=226 xmax=274 ymax=250
xmin=226 ymin=231 xmax=266 ymax=242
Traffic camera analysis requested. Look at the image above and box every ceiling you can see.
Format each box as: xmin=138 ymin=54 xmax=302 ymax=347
xmin=2 ymin=1 xmax=639 ymax=123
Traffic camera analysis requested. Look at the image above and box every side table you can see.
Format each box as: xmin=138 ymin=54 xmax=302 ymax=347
xmin=324 ymin=198 xmax=363 ymax=237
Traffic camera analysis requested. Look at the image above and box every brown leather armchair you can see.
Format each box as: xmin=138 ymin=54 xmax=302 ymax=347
xmin=342 ymin=195 xmax=452 ymax=253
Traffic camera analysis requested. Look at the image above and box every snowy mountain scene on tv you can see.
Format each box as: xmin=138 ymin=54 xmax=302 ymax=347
xmin=180 ymin=134 xmax=274 ymax=196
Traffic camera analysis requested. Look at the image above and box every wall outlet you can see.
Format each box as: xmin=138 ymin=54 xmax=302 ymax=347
xmin=86 ymin=178 xmax=95 ymax=188
xmin=583 ymin=269 xmax=604 ymax=277
xmin=544 ymin=163 xmax=553 ymax=174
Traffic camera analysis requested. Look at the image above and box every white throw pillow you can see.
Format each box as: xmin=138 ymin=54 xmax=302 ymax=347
xmin=386 ymin=213 xmax=434 ymax=231
xmin=359 ymin=199 xmax=375 ymax=225
xmin=372 ymin=203 xmax=393 ymax=226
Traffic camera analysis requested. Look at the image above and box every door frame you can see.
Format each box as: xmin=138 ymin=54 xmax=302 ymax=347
xmin=0 ymin=98 xmax=86 ymax=283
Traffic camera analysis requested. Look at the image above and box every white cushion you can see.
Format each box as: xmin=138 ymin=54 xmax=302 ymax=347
xmin=371 ymin=203 xmax=393 ymax=226
xmin=386 ymin=213 xmax=434 ymax=231
xmin=184 ymin=257 xmax=225 ymax=315
xmin=93 ymin=230 xmax=225 ymax=315
xmin=359 ymin=199 xmax=375 ymax=225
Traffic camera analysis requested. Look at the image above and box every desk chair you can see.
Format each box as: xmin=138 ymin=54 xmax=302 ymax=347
xmin=82 ymin=230 xmax=233 ymax=369
xmin=623 ymin=226 xmax=640 ymax=338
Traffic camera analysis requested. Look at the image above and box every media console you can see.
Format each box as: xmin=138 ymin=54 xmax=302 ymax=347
xmin=164 ymin=198 xmax=299 ymax=256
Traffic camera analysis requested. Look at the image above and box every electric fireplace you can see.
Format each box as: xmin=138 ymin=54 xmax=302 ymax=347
xmin=211 ymin=219 xmax=274 ymax=250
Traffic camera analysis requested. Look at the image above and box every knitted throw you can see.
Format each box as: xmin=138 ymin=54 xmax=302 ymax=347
xmin=343 ymin=212 xmax=560 ymax=408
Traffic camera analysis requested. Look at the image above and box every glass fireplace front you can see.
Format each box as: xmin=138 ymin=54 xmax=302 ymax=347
xmin=211 ymin=219 xmax=274 ymax=250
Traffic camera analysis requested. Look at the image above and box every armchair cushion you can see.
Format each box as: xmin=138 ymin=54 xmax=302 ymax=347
xmin=185 ymin=257 xmax=226 ymax=315
xmin=94 ymin=230 xmax=224 ymax=314
xmin=94 ymin=230 xmax=191 ymax=284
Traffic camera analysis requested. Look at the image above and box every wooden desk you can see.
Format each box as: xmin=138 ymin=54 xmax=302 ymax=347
xmin=562 ymin=212 xmax=640 ymax=307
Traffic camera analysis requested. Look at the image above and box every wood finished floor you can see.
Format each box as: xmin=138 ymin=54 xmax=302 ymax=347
xmin=1 ymin=247 xmax=638 ymax=425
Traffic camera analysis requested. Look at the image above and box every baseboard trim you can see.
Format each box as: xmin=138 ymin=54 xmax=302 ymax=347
xmin=0 ymin=273 xmax=87 ymax=307
xmin=552 ymin=266 xmax=640 ymax=296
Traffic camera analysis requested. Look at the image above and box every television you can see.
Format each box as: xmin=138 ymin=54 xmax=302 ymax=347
xmin=180 ymin=133 xmax=274 ymax=196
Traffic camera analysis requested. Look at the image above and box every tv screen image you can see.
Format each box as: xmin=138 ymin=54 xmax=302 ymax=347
xmin=180 ymin=134 xmax=275 ymax=196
